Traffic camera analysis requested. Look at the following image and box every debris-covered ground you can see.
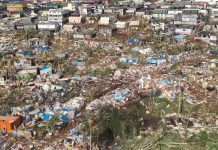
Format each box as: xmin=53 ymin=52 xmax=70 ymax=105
xmin=0 ymin=0 xmax=218 ymax=149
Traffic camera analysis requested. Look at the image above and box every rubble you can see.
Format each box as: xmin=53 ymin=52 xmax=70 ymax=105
xmin=0 ymin=0 xmax=218 ymax=149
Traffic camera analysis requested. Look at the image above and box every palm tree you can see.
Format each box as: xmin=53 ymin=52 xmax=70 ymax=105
xmin=1 ymin=57 xmax=11 ymax=79
xmin=88 ymin=118 xmax=94 ymax=150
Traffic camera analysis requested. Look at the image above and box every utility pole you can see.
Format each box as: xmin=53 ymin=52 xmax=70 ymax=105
xmin=88 ymin=118 xmax=93 ymax=150
xmin=90 ymin=127 xmax=92 ymax=150
xmin=178 ymin=78 xmax=181 ymax=115
xmin=159 ymin=138 xmax=162 ymax=150
xmin=178 ymin=79 xmax=184 ymax=114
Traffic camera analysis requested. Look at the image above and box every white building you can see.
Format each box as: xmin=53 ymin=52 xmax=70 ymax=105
xmin=98 ymin=17 xmax=110 ymax=25
xmin=152 ymin=9 xmax=168 ymax=19
xmin=168 ymin=10 xmax=182 ymax=15
xmin=181 ymin=9 xmax=199 ymax=25
xmin=48 ymin=9 xmax=69 ymax=26
xmin=193 ymin=0 xmax=218 ymax=6
xmin=115 ymin=21 xmax=127 ymax=29
xmin=69 ymin=16 xmax=83 ymax=24
xmin=63 ymin=3 xmax=77 ymax=12
xmin=37 ymin=21 xmax=60 ymax=31
xmin=175 ymin=26 xmax=195 ymax=35
xmin=151 ymin=21 xmax=166 ymax=30
xmin=195 ymin=32 xmax=217 ymax=43
xmin=182 ymin=14 xmax=198 ymax=25
xmin=63 ymin=24 xmax=75 ymax=32
xmin=136 ymin=11 xmax=145 ymax=17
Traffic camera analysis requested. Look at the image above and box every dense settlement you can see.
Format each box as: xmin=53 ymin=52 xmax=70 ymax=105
xmin=0 ymin=0 xmax=218 ymax=149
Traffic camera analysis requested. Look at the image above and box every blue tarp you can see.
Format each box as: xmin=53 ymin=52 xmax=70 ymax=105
xmin=1 ymin=112 xmax=5 ymax=116
xmin=146 ymin=57 xmax=158 ymax=64
xmin=42 ymin=113 xmax=53 ymax=121
xmin=39 ymin=66 xmax=50 ymax=70
xmin=128 ymin=38 xmax=135 ymax=44
xmin=60 ymin=114 xmax=70 ymax=123
xmin=119 ymin=58 xmax=139 ymax=64
xmin=72 ymin=60 xmax=82 ymax=66
xmin=170 ymin=55 xmax=180 ymax=62
xmin=160 ymin=80 xmax=170 ymax=85
xmin=114 ymin=88 xmax=129 ymax=101
xmin=119 ymin=58 xmax=128 ymax=63
xmin=174 ymin=35 xmax=185 ymax=41
xmin=17 ymin=51 xmax=34 ymax=56
xmin=114 ymin=92 xmax=123 ymax=101
xmin=74 ymin=74 xmax=80 ymax=78
xmin=32 ymin=45 xmax=49 ymax=51
xmin=62 ymin=108 xmax=74 ymax=112
xmin=11 ymin=0 xmax=21 ymax=2
xmin=128 ymin=58 xmax=139 ymax=63
xmin=127 ymin=38 xmax=144 ymax=44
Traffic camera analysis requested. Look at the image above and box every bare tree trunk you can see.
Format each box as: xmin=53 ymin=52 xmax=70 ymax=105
xmin=90 ymin=127 xmax=92 ymax=150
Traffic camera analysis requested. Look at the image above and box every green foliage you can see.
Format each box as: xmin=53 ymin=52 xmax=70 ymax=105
xmin=60 ymin=91 xmax=78 ymax=103
xmin=2 ymin=88 xmax=25 ymax=112
xmin=123 ymin=47 xmax=132 ymax=55
xmin=151 ymin=96 xmax=173 ymax=116
xmin=188 ymin=131 xmax=209 ymax=145
xmin=85 ymin=48 xmax=102 ymax=58
xmin=115 ymin=61 xmax=129 ymax=69
xmin=114 ymin=127 xmax=218 ymax=150
xmin=162 ymin=133 xmax=185 ymax=144
xmin=151 ymin=94 xmax=192 ymax=117
xmin=206 ymin=142 xmax=218 ymax=150
xmin=47 ymin=115 xmax=60 ymax=132
xmin=191 ymin=44 xmax=204 ymax=52
xmin=16 ymin=73 xmax=35 ymax=80
xmin=20 ymin=29 xmax=38 ymax=40
xmin=86 ymin=67 xmax=113 ymax=79
xmin=187 ymin=131 xmax=218 ymax=149
xmin=97 ymin=67 xmax=113 ymax=78
xmin=62 ymin=65 xmax=78 ymax=77
xmin=88 ymin=104 xmax=146 ymax=139
xmin=33 ymin=124 xmax=48 ymax=140
xmin=115 ymin=132 xmax=163 ymax=150
xmin=81 ymin=114 xmax=93 ymax=132
xmin=86 ymin=57 xmax=96 ymax=66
